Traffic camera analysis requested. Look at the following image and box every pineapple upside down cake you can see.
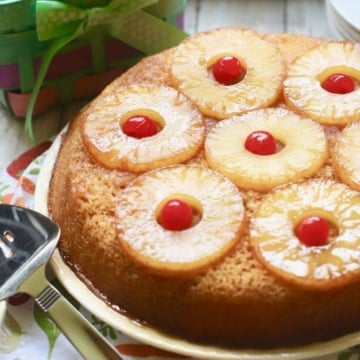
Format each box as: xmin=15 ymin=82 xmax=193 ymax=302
xmin=48 ymin=27 xmax=360 ymax=348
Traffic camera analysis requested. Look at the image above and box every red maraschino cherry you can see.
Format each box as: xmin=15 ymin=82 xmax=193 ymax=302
xmin=122 ymin=115 xmax=158 ymax=138
xmin=321 ymin=73 xmax=355 ymax=94
xmin=212 ymin=56 xmax=244 ymax=85
xmin=159 ymin=199 xmax=193 ymax=231
xmin=295 ymin=216 xmax=329 ymax=246
xmin=244 ymin=130 xmax=277 ymax=155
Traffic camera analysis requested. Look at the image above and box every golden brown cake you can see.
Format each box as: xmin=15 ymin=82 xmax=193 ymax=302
xmin=47 ymin=27 xmax=360 ymax=349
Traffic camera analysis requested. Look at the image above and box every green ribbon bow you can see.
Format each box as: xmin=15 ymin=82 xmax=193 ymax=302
xmin=26 ymin=0 xmax=187 ymax=138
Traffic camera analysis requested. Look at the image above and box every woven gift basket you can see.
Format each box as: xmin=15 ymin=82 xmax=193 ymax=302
xmin=0 ymin=0 xmax=187 ymax=137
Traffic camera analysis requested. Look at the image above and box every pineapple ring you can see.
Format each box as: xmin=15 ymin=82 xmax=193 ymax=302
xmin=205 ymin=108 xmax=328 ymax=192
xmin=283 ymin=41 xmax=360 ymax=126
xmin=115 ymin=165 xmax=245 ymax=276
xmin=250 ymin=180 xmax=360 ymax=290
xmin=332 ymin=120 xmax=360 ymax=191
xmin=170 ymin=27 xmax=285 ymax=119
xmin=81 ymin=84 xmax=205 ymax=173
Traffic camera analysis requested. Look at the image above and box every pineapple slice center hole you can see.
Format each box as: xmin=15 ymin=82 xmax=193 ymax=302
xmin=155 ymin=194 xmax=203 ymax=230
xmin=317 ymin=66 xmax=360 ymax=91
xmin=120 ymin=109 xmax=165 ymax=135
xmin=207 ymin=53 xmax=247 ymax=85
xmin=244 ymin=130 xmax=285 ymax=155
xmin=293 ymin=210 xmax=339 ymax=245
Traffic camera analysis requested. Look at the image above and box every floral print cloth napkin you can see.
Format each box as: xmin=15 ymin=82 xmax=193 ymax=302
xmin=0 ymin=141 xmax=359 ymax=360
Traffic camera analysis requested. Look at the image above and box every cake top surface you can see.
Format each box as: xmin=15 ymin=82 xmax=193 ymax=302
xmin=69 ymin=27 xmax=360 ymax=289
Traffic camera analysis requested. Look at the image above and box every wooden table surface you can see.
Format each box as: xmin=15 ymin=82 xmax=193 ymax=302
xmin=0 ymin=0 xmax=337 ymax=171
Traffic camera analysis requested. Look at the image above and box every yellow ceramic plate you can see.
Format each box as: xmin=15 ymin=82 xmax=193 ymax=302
xmin=34 ymin=130 xmax=360 ymax=360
